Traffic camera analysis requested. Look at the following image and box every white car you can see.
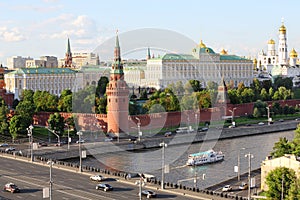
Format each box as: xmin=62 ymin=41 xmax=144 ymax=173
xmin=258 ymin=122 xmax=265 ymax=125
xmin=76 ymin=139 xmax=85 ymax=143
xmin=90 ymin=175 xmax=105 ymax=181
xmin=222 ymin=185 xmax=232 ymax=192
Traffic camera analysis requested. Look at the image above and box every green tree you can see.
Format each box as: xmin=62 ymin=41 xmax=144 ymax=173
xmin=287 ymin=179 xmax=300 ymax=200
xmin=228 ymin=89 xmax=241 ymax=104
xmin=21 ymin=89 xmax=34 ymax=103
xmin=206 ymin=81 xmax=218 ymax=90
xmin=260 ymin=88 xmax=269 ymax=101
xmin=0 ymin=99 xmax=9 ymax=135
xmin=188 ymin=80 xmax=202 ymax=92
xmin=253 ymin=100 xmax=267 ymax=118
xmin=9 ymin=115 xmax=23 ymax=141
xmin=270 ymin=137 xmax=293 ymax=158
xmin=96 ymin=76 xmax=109 ymax=97
xmin=266 ymin=167 xmax=296 ymax=200
xmin=48 ymin=113 xmax=65 ymax=136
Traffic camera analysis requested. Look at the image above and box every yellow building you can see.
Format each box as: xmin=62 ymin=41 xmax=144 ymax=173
xmin=261 ymin=154 xmax=300 ymax=191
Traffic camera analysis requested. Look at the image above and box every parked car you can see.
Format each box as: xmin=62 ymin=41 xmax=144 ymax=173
xmin=0 ymin=143 xmax=9 ymax=147
xmin=128 ymin=136 xmax=138 ymax=142
xmin=90 ymin=175 xmax=105 ymax=181
xmin=4 ymin=183 xmax=20 ymax=193
xmin=95 ymin=183 xmax=113 ymax=191
xmin=258 ymin=122 xmax=265 ymax=125
xmin=38 ymin=142 xmax=48 ymax=147
xmin=76 ymin=139 xmax=85 ymax=143
xmin=140 ymin=190 xmax=157 ymax=198
xmin=5 ymin=147 xmax=15 ymax=153
xmin=279 ymin=119 xmax=284 ymax=122
xmin=104 ymin=138 xmax=113 ymax=142
xmin=239 ymin=182 xmax=248 ymax=190
xmin=164 ymin=132 xmax=172 ymax=137
xmin=222 ymin=185 xmax=232 ymax=192
xmin=198 ymin=127 xmax=209 ymax=132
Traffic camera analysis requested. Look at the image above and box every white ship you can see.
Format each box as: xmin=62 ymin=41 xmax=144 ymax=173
xmin=186 ymin=149 xmax=224 ymax=166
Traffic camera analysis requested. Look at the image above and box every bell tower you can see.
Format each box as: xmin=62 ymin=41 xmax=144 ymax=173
xmin=106 ymin=33 xmax=129 ymax=137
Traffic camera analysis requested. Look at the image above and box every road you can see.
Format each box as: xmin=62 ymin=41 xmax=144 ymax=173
xmin=0 ymin=156 xmax=199 ymax=200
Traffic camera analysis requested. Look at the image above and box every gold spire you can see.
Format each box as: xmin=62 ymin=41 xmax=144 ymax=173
xmin=199 ymin=40 xmax=206 ymax=48
xmin=290 ymin=48 xmax=298 ymax=58
xmin=253 ymin=58 xmax=257 ymax=64
xmin=268 ymin=39 xmax=275 ymax=44
xmin=220 ymin=48 xmax=228 ymax=55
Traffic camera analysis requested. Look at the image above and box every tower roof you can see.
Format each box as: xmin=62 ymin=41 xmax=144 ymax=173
xmin=268 ymin=39 xmax=275 ymax=44
xmin=279 ymin=24 xmax=286 ymax=34
xmin=67 ymin=38 xmax=71 ymax=54
xmin=220 ymin=48 xmax=228 ymax=55
xmin=290 ymin=48 xmax=298 ymax=58
xmin=198 ymin=40 xmax=206 ymax=48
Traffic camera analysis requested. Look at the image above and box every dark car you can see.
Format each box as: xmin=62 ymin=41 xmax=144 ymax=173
xmin=128 ymin=136 xmax=138 ymax=142
xmin=4 ymin=183 xmax=20 ymax=193
xmin=239 ymin=182 xmax=248 ymax=190
xmin=95 ymin=183 xmax=113 ymax=191
xmin=140 ymin=190 xmax=157 ymax=198
xmin=38 ymin=142 xmax=48 ymax=147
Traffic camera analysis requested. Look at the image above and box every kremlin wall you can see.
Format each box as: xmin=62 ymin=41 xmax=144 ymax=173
xmin=33 ymin=99 xmax=300 ymax=135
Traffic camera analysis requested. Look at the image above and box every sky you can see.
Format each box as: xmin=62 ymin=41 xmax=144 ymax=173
xmin=1 ymin=0 xmax=300 ymax=64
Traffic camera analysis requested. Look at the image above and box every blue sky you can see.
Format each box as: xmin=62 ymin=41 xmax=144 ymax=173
xmin=1 ymin=0 xmax=300 ymax=64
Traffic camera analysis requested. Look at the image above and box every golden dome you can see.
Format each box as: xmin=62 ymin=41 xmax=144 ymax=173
xmin=290 ymin=48 xmax=298 ymax=58
xmin=279 ymin=24 xmax=286 ymax=34
xmin=220 ymin=48 xmax=228 ymax=55
xmin=253 ymin=58 xmax=257 ymax=64
xmin=199 ymin=40 xmax=206 ymax=48
xmin=268 ymin=39 xmax=275 ymax=44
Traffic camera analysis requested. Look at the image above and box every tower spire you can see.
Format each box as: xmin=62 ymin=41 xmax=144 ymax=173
xmin=114 ymin=30 xmax=121 ymax=64
xmin=147 ymin=47 xmax=151 ymax=60
xmin=67 ymin=37 xmax=71 ymax=54
xmin=64 ymin=37 xmax=73 ymax=68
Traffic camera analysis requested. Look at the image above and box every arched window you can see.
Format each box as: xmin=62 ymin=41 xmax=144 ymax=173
xmin=268 ymin=58 xmax=271 ymax=64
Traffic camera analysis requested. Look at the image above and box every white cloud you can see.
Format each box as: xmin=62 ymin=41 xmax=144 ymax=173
xmin=0 ymin=26 xmax=26 ymax=42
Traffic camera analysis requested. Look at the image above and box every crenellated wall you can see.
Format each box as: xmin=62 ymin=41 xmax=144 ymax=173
xmin=32 ymin=99 xmax=300 ymax=133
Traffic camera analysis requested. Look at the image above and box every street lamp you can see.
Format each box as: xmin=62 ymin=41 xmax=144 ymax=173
xmin=65 ymin=124 xmax=70 ymax=150
xmin=195 ymin=113 xmax=198 ymax=130
xmin=135 ymin=117 xmax=141 ymax=142
xmin=229 ymin=107 xmax=237 ymax=127
xmin=266 ymin=106 xmax=270 ymax=125
xmin=138 ymin=174 xmax=145 ymax=200
xmin=77 ymin=131 xmax=83 ymax=172
xmin=47 ymin=159 xmax=54 ymax=200
xmin=245 ymin=152 xmax=254 ymax=200
xmin=27 ymin=125 xmax=34 ymax=162
xmin=159 ymin=141 xmax=168 ymax=190
xmin=237 ymin=147 xmax=246 ymax=181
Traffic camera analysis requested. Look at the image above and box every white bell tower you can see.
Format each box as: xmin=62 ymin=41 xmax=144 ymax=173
xmin=278 ymin=19 xmax=288 ymax=65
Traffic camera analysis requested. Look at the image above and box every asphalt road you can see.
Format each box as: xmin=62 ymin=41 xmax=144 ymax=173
xmin=0 ymin=156 xmax=199 ymax=200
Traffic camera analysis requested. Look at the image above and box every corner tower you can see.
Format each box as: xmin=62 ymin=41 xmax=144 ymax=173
xmin=106 ymin=33 xmax=129 ymax=137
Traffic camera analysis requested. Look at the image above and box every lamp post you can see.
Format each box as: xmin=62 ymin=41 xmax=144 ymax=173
xmin=138 ymin=175 xmax=145 ymax=200
xmin=47 ymin=159 xmax=54 ymax=200
xmin=65 ymin=124 xmax=70 ymax=150
xmin=195 ymin=113 xmax=198 ymax=130
xmin=159 ymin=141 xmax=168 ymax=190
xmin=27 ymin=125 xmax=34 ymax=162
xmin=237 ymin=147 xmax=245 ymax=181
xmin=266 ymin=107 xmax=270 ymax=125
xmin=245 ymin=152 xmax=254 ymax=200
xmin=229 ymin=108 xmax=237 ymax=127
xmin=77 ymin=131 xmax=83 ymax=172
xmin=135 ymin=117 xmax=141 ymax=142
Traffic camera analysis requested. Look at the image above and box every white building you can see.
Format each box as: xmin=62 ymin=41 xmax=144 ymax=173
xmin=257 ymin=22 xmax=300 ymax=79
xmin=6 ymin=56 xmax=33 ymax=69
xmin=59 ymin=52 xmax=100 ymax=68
xmin=4 ymin=68 xmax=77 ymax=100
xmin=142 ymin=41 xmax=253 ymax=89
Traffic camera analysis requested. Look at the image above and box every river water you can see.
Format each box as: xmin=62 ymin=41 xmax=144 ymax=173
xmin=78 ymin=130 xmax=294 ymax=189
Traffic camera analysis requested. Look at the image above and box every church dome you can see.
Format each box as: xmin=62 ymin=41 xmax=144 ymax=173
xmin=279 ymin=24 xmax=286 ymax=34
xmin=268 ymin=39 xmax=275 ymax=44
xmin=220 ymin=49 xmax=228 ymax=55
xmin=253 ymin=58 xmax=257 ymax=64
xmin=290 ymin=48 xmax=298 ymax=58
xmin=198 ymin=40 xmax=206 ymax=48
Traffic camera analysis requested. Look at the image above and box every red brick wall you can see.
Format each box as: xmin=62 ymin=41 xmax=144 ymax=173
xmin=32 ymin=99 xmax=300 ymax=132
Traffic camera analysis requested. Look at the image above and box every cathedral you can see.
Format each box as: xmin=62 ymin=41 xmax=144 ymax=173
xmin=256 ymin=21 xmax=300 ymax=80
